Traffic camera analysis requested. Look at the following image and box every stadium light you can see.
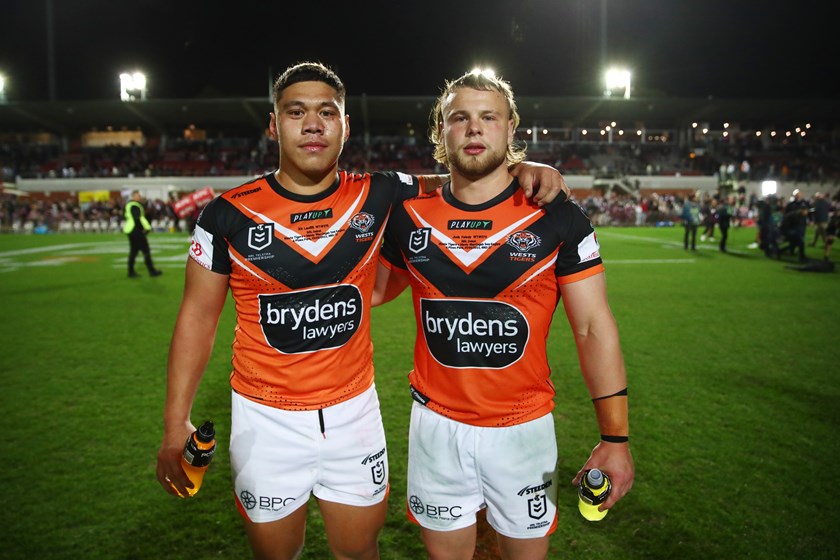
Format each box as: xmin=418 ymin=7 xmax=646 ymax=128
xmin=761 ymin=181 xmax=777 ymax=197
xmin=604 ymin=67 xmax=631 ymax=99
xmin=470 ymin=67 xmax=496 ymax=79
xmin=120 ymin=71 xmax=147 ymax=101
xmin=0 ymin=73 xmax=6 ymax=103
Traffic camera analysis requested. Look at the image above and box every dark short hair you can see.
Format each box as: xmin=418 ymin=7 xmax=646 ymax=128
xmin=272 ymin=62 xmax=345 ymax=105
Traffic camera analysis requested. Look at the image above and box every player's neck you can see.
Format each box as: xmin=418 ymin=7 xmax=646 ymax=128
xmin=449 ymin=165 xmax=513 ymax=205
xmin=275 ymin=164 xmax=338 ymax=196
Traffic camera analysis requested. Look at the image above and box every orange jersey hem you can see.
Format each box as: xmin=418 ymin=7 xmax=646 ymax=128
xmin=557 ymin=262 xmax=604 ymax=285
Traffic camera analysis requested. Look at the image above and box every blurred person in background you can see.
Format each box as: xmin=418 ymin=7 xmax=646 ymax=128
xmin=716 ymin=195 xmax=733 ymax=252
xmin=700 ymin=196 xmax=716 ymax=242
xmin=823 ymin=206 xmax=839 ymax=262
xmin=681 ymin=192 xmax=700 ymax=250
xmin=123 ymin=190 xmax=162 ymax=278
xmin=781 ymin=189 xmax=809 ymax=262
xmin=810 ymin=192 xmax=830 ymax=247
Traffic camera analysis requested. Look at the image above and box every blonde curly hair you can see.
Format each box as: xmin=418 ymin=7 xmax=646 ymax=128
xmin=429 ymin=70 xmax=526 ymax=168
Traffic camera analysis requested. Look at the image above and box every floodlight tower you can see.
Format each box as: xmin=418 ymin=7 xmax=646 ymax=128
xmin=604 ymin=68 xmax=631 ymax=99
xmin=120 ymin=71 xmax=147 ymax=101
xmin=599 ymin=0 xmax=608 ymax=71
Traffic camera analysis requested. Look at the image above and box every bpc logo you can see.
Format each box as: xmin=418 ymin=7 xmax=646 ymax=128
xmin=239 ymin=490 xmax=257 ymax=510
xmin=240 ymin=489 xmax=296 ymax=511
xmin=409 ymin=495 xmax=425 ymax=515
xmin=248 ymin=223 xmax=274 ymax=251
xmin=507 ymin=230 xmax=540 ymax=252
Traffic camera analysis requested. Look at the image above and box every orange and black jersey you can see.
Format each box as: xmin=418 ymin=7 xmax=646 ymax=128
xmin=380 ymin=179 xmax=604 ymax=427
xmin=189 ymin=170 xmax=422 ymax=410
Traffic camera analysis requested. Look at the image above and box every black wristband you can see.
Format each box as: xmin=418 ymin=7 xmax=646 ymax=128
xmin=601 ymin=434 xmax=629 ymax=443
xmin=592 ymin=387 xmax=628 ymax=402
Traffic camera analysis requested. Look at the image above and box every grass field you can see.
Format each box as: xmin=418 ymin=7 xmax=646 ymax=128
xmin=1 ymin=226 xmax=839 ymax=559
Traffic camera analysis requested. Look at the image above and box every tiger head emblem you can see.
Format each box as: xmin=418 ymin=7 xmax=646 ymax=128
xmin=506 ymin=230 xmax=541 ymax=252
xmin=349 ymin=212 xmax=375 ymax=233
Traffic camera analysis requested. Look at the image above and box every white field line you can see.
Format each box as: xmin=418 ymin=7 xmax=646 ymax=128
xmin=608 ymin=259 xmax=695 ymax=264
xmin=598 ymin=230 xmax=750 ymax=256
xmin=0 ymin=237 xmax=191 ymax=272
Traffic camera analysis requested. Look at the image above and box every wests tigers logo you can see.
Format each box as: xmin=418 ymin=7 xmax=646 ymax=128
xmin=349 ymin=212 xmax=375 ymax=233
xmin=506 ymin=230 xmax=540 ymax=252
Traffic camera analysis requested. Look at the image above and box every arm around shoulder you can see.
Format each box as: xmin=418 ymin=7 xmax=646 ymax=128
xmin=372 ymin=261 xmax=410 ymax=307
xmin=510 ymin=161 xmax=570 ymax=205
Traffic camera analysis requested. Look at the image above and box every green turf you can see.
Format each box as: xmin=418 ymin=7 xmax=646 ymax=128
xmin=1 ymin=227 xmax=838 ymax=559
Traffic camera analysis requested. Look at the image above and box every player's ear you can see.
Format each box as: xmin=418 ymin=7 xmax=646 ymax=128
xmin=344 ymin=114 xmax=351 ymax=142
xmin=268 ymin=113 xmax=279 ymax=141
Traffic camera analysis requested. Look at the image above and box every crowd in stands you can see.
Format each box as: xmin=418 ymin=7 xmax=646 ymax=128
xmin=4 ymin=179 xmax=838 ymax=240
xmin=2 ymin=130 xmax=839 ymax=235
xmin=1 ymin=136 xmax=275 ymax=180
xmin=1 ymin=193 xmax=184 ymax=234
xmin=3 ymin=128 xmax=840 ymax=184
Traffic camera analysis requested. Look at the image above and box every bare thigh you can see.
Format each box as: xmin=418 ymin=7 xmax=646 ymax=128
xmin=421 ymin=525 xmax=477 ymax=560
xmin=243 ymin=501 xmax=309 ymax=560
xmin=319 ymin=498 xmax=388 ymax=560
xmin=497 ymin=533 xmax=549 ymax=560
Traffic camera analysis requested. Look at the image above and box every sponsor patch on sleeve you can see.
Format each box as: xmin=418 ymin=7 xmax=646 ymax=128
xmin=190 ymin=224 xmax=214 ymax=270
xmin=396 ymin=172 xmax=414 ymax=186
xmin=577 ymin=231 xmax=601 ymax=263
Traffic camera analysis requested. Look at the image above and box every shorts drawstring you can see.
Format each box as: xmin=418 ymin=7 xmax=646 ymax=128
xmin=318 ymin=408 xmax=326 ymax=439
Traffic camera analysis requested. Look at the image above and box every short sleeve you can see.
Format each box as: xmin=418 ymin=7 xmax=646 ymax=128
xmin=189 ymin=197 xmax=232 ymax=274
xmin=370 ymin=171 xmax=422 ymax=203
xmin=380 ymin=221 xmax=408 ymax=270
xmin=553 ymin=201 xmax=604 ymax=284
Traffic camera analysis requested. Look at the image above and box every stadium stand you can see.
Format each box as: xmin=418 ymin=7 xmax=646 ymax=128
xmin=2 ymin=95 xmax=839 ymax=233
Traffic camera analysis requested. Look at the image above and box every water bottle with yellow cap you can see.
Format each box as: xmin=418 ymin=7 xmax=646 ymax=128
xmin=578 ymin=468 xmax=611 ymax=521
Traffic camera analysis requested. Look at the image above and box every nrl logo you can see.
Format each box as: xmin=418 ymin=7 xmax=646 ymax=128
xmin=409 ymin=228 xmax=430 ymax=254
xmin=248 ymin=223 xmax=274 ymax=251
xmin=370 ymin=461 xmax=385 ymax=485
xmin=349 ymin=212 xmax=374 ymax=233
xmin=528 ymin=494 xmax=547 ymax=520
xmin=507 ymin=230 xmax=540 ymax=252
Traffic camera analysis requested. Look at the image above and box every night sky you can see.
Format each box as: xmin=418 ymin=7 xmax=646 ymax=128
xmin=1 ymin=0 xmax=837 ymax=102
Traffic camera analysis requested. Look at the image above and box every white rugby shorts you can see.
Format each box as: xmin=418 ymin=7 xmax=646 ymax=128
xmin=406 ymin=402 xmax=558 ymax=538
xmin=230 ymin=384 xmax=389 ymax=523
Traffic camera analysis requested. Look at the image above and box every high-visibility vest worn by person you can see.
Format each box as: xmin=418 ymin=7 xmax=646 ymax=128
xmin=123 ymin=200 xmax=151 ymax=234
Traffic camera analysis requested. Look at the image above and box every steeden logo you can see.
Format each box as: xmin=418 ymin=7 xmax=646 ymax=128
xmin=232 ymin=186 xmax=262 ymax=199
